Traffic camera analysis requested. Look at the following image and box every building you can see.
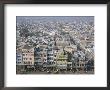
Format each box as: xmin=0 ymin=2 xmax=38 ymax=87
xmin=16 ymin=49 xmax=25 ymax=73
xmin=34 ymin=46 xmax=42 ymax=67
xmin=64 ymin=45 xmax=77 ymax=53
xmin=46 ymin=40 xmax=56 ymax=70
xmin=55 ymin=36 xmax=69 ymax=47
xmin=34 ymin=44 xmax=48 ymax=69
xmin=16 ymin=50 xmax=23 ymax=65
xmin=22 ymin=45 xmax=34 ymax=66
xmin=56 ymin=52 xmax=68 ymax=70
xmin=72 ymin=51 xmax=86 ymax=70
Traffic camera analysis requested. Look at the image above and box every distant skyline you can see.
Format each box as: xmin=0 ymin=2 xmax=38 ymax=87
xmin=16 ymin=16 xmax=94 ymax=23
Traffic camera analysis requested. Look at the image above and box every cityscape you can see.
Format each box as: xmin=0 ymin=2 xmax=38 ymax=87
xmin=16 ymin=16 xmax=94 ymax=74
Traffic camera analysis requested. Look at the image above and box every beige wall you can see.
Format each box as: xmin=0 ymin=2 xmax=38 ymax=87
xmin=22 ymin=48 xmax=34 ymax=65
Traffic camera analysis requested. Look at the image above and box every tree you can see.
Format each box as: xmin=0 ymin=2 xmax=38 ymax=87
xmin=67 ymin=52 xmax=72 ymax=62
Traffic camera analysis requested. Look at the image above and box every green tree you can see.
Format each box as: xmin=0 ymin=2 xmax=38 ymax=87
xmin=67 ymin=52 xmax=72 ymax=62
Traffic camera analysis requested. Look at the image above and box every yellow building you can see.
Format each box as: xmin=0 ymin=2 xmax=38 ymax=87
xmin=56 ymin=52 xmax=68 ymax=70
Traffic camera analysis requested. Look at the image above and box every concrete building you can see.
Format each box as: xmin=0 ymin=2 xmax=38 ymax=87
xmin=16 ymin=50 xmax=23 ymax=65
xmin=47 ymin=43 xmax=54 ymax=62
xmin=55 ymin=36 xmax=69 ymax=47
xmin=56 ymin=52 xmax=68 ymax=70
xmin=16 ymin=49 xmax=24 ymax=73
xmin=34 ymin=44 xmax=48 ymax=67
xmin=34 ymin=46 xmax=42 ymax=66
xmin=46 ymin=40 xmax=56 ymax=69
xmin=72 ymin=51 xmax=86 ymax=70
xmin=22 ymin=45 xmax=34 ymax=66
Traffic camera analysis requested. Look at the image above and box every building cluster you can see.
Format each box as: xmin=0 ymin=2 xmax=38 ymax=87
xmin=16 ymin=17 xmax=94 ymax=73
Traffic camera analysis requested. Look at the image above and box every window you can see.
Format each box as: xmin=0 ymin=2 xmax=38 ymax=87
xmin=48 ymin=54 xmax=53 ymax=56
xmin=18 ymin=59 xmax=21 ymax=61
xmin=23 ymin=54 xmax=25 ymax=56
xmin=28 ymin=61 xmax=30 ymax=64
xmin=18 ymin=62 xmax=21 ymax=64
xmin=31 ymin=54 xmax=34 ymax=56
xmin=24 ymin=58 xmax=27 ymax=60
xmin=48 ymin=48 xmax=52 ymax=51
xmin=24 ymin=62 xmax=26 ymax=64
xmin=30 ymin=58 xmax=32 ymax=60
xmin=17 ymin=55 xmax=21 ymax=58
xmin=47 ymin=57 xmax=53 ymax=60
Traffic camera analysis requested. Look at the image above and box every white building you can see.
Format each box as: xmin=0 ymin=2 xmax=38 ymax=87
xmin=22 ymin=45 xmax=34 ymax=65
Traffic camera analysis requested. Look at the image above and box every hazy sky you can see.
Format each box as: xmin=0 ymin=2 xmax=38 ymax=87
xmin=17 ymin=16 xmax=94 ymax=23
